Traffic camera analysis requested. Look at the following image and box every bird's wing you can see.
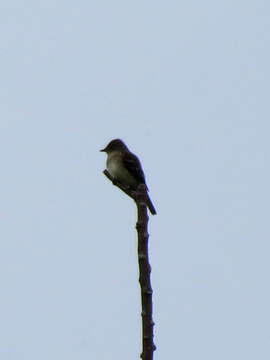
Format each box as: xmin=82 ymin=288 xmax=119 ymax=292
xmin=123 ymin=151 xmax=147 ymax=188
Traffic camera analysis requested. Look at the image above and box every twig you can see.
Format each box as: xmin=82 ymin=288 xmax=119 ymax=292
xmin=102 ymin=172 xmax=156 ymax=359
xmin=136 ymin=184 xmax=156 ymax=360
xmin=103 ymin=170 xmax=136 ymax=200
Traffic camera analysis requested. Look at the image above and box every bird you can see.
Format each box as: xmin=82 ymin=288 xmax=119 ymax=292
xmin=100 ymin=139 xmax=157 ymax=215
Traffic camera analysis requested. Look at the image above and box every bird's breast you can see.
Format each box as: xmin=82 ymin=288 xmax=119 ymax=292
xmin=107 ymin=152 xmax=137 ymax=187
xmin=107 ymin=156 xmax=121 ymax=178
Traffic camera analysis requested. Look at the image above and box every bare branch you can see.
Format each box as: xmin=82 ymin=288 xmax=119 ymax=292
xmin=136 ymin=184 xmax=156 ymax=360
xmin=102 ymin=172 xmax=156 ymax=359
xmin=103 ymin=169 xmax=136 ymax=200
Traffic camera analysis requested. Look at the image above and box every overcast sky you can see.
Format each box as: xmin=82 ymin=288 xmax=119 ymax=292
xmin=1 ymin=1 xmax=270 ymax=359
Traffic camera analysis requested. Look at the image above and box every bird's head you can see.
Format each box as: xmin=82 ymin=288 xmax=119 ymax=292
xmin=100 ymin=139 xmax=128 ymax=153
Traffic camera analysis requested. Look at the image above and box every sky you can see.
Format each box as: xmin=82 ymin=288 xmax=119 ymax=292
xmin=1 ymin=1 xmax=270 ymax=359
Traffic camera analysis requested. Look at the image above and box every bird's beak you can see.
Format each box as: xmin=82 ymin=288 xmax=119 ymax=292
xmin=100 ymin=148 xmax=106 ymax=152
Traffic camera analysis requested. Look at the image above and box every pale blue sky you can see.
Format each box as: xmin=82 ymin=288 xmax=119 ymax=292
xmin=1 ymin=1 xmax=270 ymax=359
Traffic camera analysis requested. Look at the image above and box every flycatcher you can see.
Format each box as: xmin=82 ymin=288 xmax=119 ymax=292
xmin=100 ymin=139 xmax=157 ymax=215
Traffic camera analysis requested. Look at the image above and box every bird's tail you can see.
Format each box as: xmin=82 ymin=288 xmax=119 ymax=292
xmin=146 ymin=193 xmax=157 ymax=215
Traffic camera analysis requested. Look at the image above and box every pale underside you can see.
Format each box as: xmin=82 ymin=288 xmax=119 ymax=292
xmin=106 ymin=151 xmax=138 ymax=188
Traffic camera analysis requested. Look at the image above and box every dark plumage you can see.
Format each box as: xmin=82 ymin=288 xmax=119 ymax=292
xmin=101 ymin=139 xmax=156 ymax=215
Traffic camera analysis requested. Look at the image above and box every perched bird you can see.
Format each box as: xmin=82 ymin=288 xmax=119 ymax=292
xmin=100 ymin=139 xmax=157 ymax=215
